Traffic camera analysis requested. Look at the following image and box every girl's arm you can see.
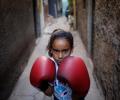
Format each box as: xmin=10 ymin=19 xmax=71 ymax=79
xmin=44 ymin=85 xmax=54 ymax=96
xmin=40 ymin=81 xmax=54 ymax=96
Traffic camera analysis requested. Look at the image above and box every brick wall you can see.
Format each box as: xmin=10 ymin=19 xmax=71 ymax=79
xmin=0 ymin=0 xmax=35 ymax=99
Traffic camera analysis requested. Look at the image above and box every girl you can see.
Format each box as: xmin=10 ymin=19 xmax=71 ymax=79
xmin=43 ymin=29 xmax=85 ymax=100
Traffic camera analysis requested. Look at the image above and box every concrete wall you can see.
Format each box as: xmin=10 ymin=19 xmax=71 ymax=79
xmin=93 ymin=0 xmax=120 ymax=100
xmin=76 ymin=0 xmax=120 ymax=100
xmin=0 ymin=0 xmax=35 ymax=99
xmin=76 ymin=0 xmax=88 ymax=48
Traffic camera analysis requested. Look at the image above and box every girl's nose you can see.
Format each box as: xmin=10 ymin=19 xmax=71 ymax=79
xmin=58 ymin=52 xmax=64 ymax=59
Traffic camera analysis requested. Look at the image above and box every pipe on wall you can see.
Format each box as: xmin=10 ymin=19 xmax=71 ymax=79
xmin=33 ymin=0 xmax=41 ymax=37
xmin=87 ymin=0 xmax=94 ymax=56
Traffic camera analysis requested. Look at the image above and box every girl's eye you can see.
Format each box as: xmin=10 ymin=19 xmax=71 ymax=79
xmin=64 ymin=50 xmax=69 ymax=52
xmin=63 ymin=49 xmax=70 ymax=53
xmin=52 ymin=48 xmax=71 ymax=54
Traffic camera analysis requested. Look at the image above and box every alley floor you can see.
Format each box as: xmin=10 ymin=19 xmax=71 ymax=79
xmin=8 ymin=16 xmax=105 ymax=100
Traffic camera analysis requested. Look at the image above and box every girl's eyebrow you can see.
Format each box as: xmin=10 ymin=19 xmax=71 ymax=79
xmin=52 ymin=48 xmax=70 ymax=51
xmin=52 ymin=48 xmax=59 ymax=51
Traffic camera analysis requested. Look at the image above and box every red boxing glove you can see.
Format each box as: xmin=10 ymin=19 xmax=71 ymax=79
xmin=30 ymin=56 xmax=55 ymax=91
xmin=57 ymin=56 xmax=90 ymax=97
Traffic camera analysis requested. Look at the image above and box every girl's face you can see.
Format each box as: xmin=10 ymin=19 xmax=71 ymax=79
xmin=51 ymin=38 xmax=73 ymax=65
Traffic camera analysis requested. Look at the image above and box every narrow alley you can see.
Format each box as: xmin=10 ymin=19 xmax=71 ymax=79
xmin=8 ymin=17 xmax=104 ymax=100
xmin=0 ymin=0 xmax=120 ymax=100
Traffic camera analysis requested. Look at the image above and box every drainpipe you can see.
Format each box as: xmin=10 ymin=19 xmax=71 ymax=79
xmin=87 ymin=0 xmax=94 ymax=56
xmin=33 ymin=0 xmax=41 ymax=38
xmin=73 ymin=0 xmax=76 ymax=30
